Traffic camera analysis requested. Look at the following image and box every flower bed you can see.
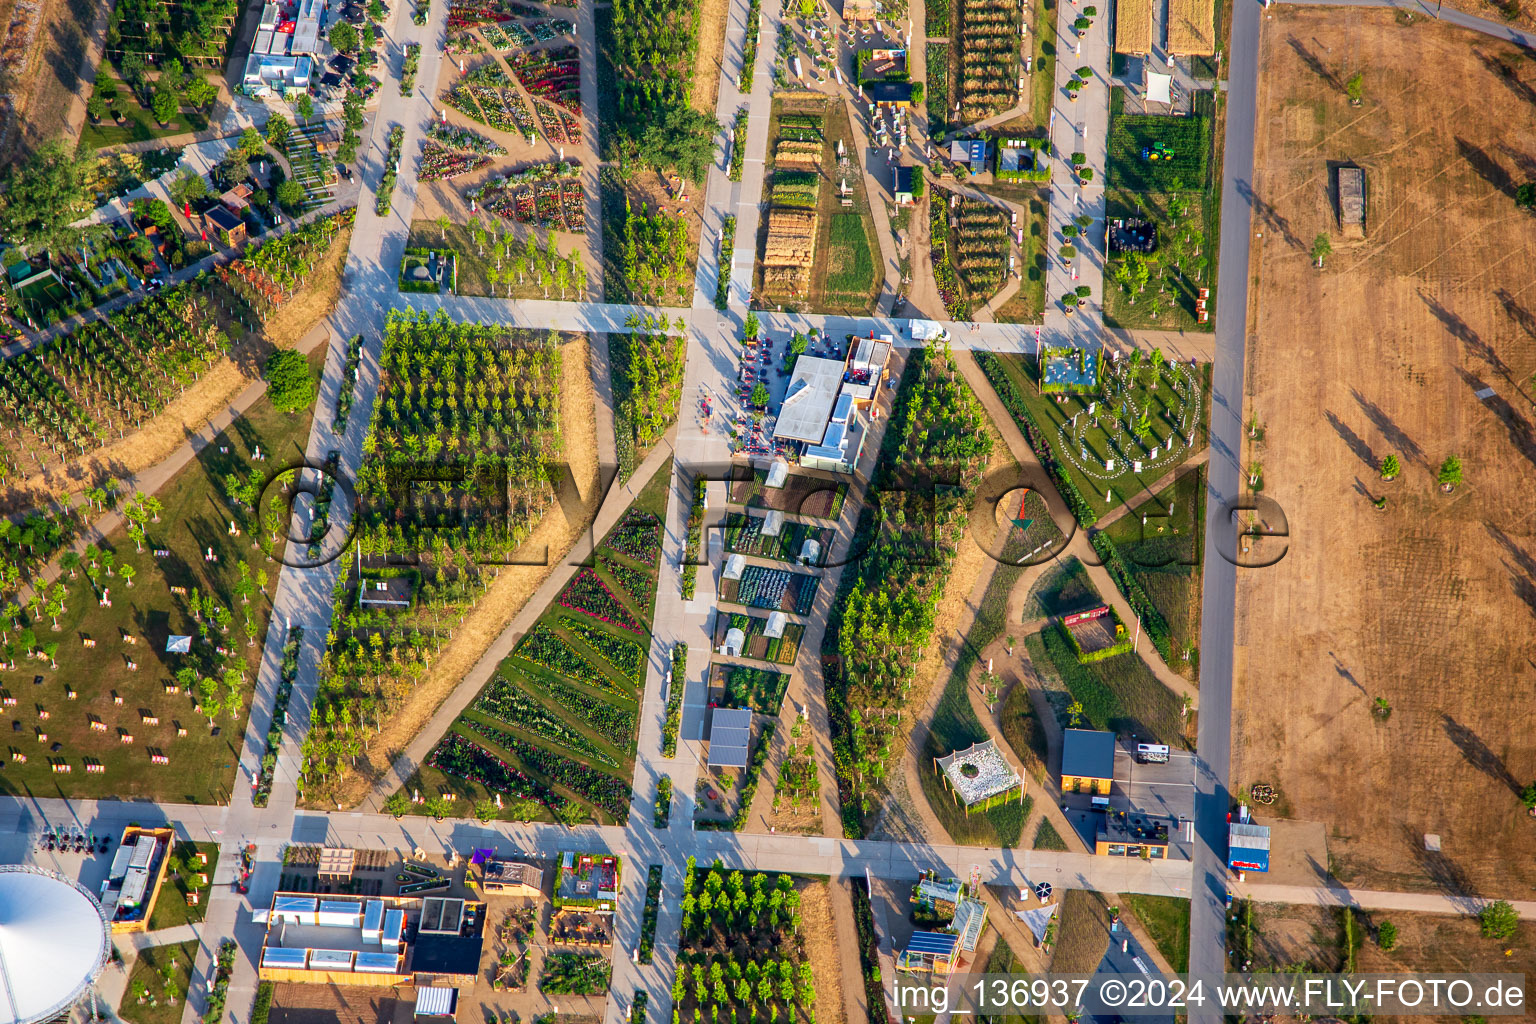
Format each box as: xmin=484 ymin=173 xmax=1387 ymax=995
xmin=482 ymin=675 xmax=634 ymax=747
xmin=558 ymin=568 xmax=643 ymax=632
xmin=429 ymin=732 xmax=552 ymax=803
xmin=735 ymin=566 xmax=819 ymax=614
xmin=428 ymin=122 xmax=507 ymax=154
xmin=515 ymin=621 xmax=601 ymax=677
xmin=466 ymin=719 xmax=631 ymax=821
xmin=599 ymin=554 xmax=654 ymax=616
xmin=376 ymin=125 xmax=405 ymax=215
xmin=561 ymin=615 xmax=646 ymax=682
xmin=605 ymin=509 xmax=662 ymax=564
xmin=420 ymin=142 xmax=495 ymax=182
xmin=333 ymin=334 xmax=363 ymax=434
xmin=662 ymin=643 xmax=686 ymax=757
xmin=471 ymin=683 xmax=619 ymax=765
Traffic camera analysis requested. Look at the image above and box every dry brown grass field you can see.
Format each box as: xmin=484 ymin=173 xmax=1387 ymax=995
xmin=1115 ymin=0 xmax=1153 ymax=54
xmin=1168 ymin=0 xmax=1216 ymax=54
xmin=1235 ymin=8 xmax=1536 ymax=896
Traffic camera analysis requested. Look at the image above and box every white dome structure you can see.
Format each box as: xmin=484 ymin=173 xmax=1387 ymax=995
xmin=0 ymin=865 xmax=110 ymax=1024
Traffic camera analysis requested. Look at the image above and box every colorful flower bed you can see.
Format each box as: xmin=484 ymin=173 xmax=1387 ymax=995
xmin=530 ymin=675 xmax=636 ymax=746
xmin=605 ymin=509 xmax=662 ymax=565
xmin=481 ymin=22 xmax=513 ymax=48
xmin=429 ymin=733 xmax=551 ymax=803
xmin=513 ymin=50 xmax=581 ymax=112
xmin=465 ymin=719 xmax=631 ymax=820
xmin=473 ymin=682 xmax=618 ymax=766
xmin=419 ymin=143 xmax=495 ymax=182
xmin=515 ymin=621 xmax=601 ymax=677
xmin=559 ymin=568 xmax=643 ymax=632
xmin=561 ymin=615 xmax=645 ymax=683
xmin=428 ymin=122 xmax=506 ymax=154
xmin=599 ymin=554 xmax=654 ymax=617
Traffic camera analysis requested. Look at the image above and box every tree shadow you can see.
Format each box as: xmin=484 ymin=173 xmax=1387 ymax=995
xmin=1484 ymin=520 xmax=1536 ymax=620
xmin=1419 ymin=288 xmax=1514 ymax=383
xmin=1403 ymin=822 xmax=1480 ymax=905
xmin=1350 ymin=388 xmax=1423 ymax=469
xmin=1441 ymin=713 xmax=1521 ymax=797
xmin=1474 ymin=48 xmax=1536 ymax=108
xmin=1328 ymin=650 xmax=1366 ymax=696
xmin=1455 ymin=137 xmax=1515 ymax=200
xmin=1324 ymin=410 xmax=1375 ymax=469
xmin=1286 ymin=35 xmax=1344 ymax=94
xmin=1493 ymin=287 xmax=1536 ymax=348
xmin=1234 ymin=178 xmax=1301 ymax=250
xmin=1455 ymin=368 xmax=1536 ymax=472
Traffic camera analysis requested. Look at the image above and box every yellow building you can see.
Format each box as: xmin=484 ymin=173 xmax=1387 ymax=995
xmin=1061 ymin=728 xmax=1115 ymax=795
xmin=1095 ymin=810 xmax=1172 ymax=859
xmin=103 ymin=826 xmax=174 ymax=933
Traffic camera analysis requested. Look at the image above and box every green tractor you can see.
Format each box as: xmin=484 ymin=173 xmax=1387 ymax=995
xmin=1141 ymin=141 xmax=1175 ymax=161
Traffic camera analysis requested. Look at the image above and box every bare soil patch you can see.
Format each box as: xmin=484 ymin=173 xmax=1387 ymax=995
xmin=1236 ymin=8 xmax=1536 ymax=895
xmin=797 ymin=881 xmax=850 ymax=1024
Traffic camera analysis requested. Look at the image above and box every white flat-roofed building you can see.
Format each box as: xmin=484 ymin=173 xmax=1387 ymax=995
xmin=774 ymin=357 xmax=846 ymax=444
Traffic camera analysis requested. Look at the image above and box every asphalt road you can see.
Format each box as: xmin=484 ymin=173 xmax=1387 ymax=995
xmin=1186 ymin=0 xmax=1263 ymax=1011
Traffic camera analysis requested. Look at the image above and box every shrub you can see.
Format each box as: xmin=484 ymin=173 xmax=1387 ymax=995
xmin=262 ymin=349 xmax=316 ymax=413
xmin=1478 ymin=900 xmax=1518 ymax=941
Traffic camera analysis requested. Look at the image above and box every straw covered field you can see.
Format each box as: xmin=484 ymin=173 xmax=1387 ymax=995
xmin=1168 ymin=0 xmax=1216 ymax=55
xmin=763 ymin=209 xmax=818 ymax=292
xmin=1115 ymin=0 xmax=1154 ymax=54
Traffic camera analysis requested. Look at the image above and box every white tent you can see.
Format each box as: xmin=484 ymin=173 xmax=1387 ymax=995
xmin=0 ymin=866 xmax=110 ymax=1024
xmin=799 ymin=538 xmax=821 ymax=564
xmin=765 ymin=459 xmax=789 ymax=488
xmin=721 ymin=627 xmax=746 ymax=657
xmin=1146 ymin=71 xmax=1172 ymax=106
xmin=723 ymin=553 xmax=746 ymax=580
xmin=762 ymin=509 xmax=786 ymax=537
xmin=764 ymin=611 xmax=788 ymax=639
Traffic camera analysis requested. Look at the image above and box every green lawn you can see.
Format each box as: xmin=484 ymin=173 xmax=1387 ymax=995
xmin=985 ymin=353 xmax=1210 ymax=521
xmin=1124 ymin=893 xmax=1191 ymax=973
xmin=823 ymin=211 xmax=878 ymax=305
xmin=1101 ymin=466 xmax=1205 ymax=675
xmin=0 ymin=350 xmax=322 ymax=805
xmin=1022 ymin=556 xmax=1097 ymax=619
xmin=396 ymin=460 xmax=673 ymax=824
xmin=1032 ymin=817 xmax=1068 ymax=850
xmin=998 ymin=679 xmax=1048 ymax=781
xmin=1024 ymin=627 xmax=1187 ymax=745
xmin=79 ymin=72 xmax=211 ymax=151
xmin=118 ymin=941 xmax=198 ymax=1024
xmin=146 ymin=842 xmax=220 ymax=930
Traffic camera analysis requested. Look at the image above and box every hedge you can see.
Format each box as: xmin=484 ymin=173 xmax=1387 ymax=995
xmin=975 ymin=352 xmax=1099 ymax=527
xmin=1090 ymin=531 xmax=1172 ymax=659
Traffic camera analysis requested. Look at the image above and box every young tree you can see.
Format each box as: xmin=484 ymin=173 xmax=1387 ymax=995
xmin=384 ymin=792 xmax=410 ymax=817
xmin=743 ymin=310 xmax=761 ymax=340
xmin=1345 ymin=71 xmax=1364 ymax=105
xmin=1478 ymin=900 xmax=1518 ymax=941
xmin=263 ymin=349 xmax=317 ymax=413
xmin=329 ymin=20 xmax=359 ymax=52
xmin=265 ymin=113 xmax=291 ymax=151
xmin=1379 ymin=453 xmax=1400 ymax=481
xmin=1517 ymin=182 xmax=1536 ymax=209
xmin=185 ymin=77 xmax=218 ymax=110
xmin=120 ymin=563 xmax=137 ymax=588
xmin=295 ymin=93 xmax=314 ymax=122
xmin=751 ymin=381 xmax=769 ymax=407
xmin=151 ymin=85 xmax=180 ymax=125
xmin=240 ymin=126 xmax=265 ymax=157
xmin=1376 ymin=920 xmax=1397 ymax=951
xmin=169 ymin=170 xmax=207 ymax=208
xmin=436 ymin=213 xmax=451 ymax=241
xmin=86 ymin=93 xmax=106 ymax=122
xmin=1311 ymin=232 xmax=1332 ymax=268
xmin=368 ymin=0 xmax=386 ymax=17
xmin=1437 ymin=454 xmax=1462 ymax=492
xmin=474 ymin=798 xmax=499 ymax=822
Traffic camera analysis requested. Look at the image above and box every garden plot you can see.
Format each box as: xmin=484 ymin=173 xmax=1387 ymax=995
xmin=979 ymin=350 xmax=1209 ymax=521
xmin=467 ymin=162 xmax=586 ymax=232
xmin=397 ymin=459 xmax=672 ymax=824
xmin=673 ymin=864 xmax=846 ymax=1024
xmin=712 ymin=613 xmax=805 ymax=668
xmin=729 ymin=467 xmax=847 ymax=519
xmin=285 ymin=125 xmax=337 ymax=212
xmin=722 ymin=565 xmax=820 ymax=615
xmin=931 ymin=189 xmax=1009 ymax=317
xmin=953 ymin=0 xmax=1023 ymax=121
xmin=724 ymin=511 xmax=834 ymax=566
